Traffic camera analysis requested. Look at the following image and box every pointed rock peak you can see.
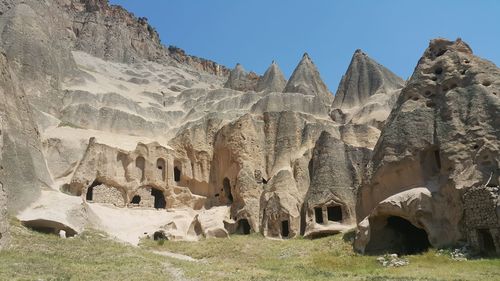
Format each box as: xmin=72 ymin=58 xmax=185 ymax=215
xmin=283 ymin=53 xmax=333 ymax=105
xmin=256 ymin=60 xmax=286 ymax=92
xmin=332 ymin=50 xmax=404 ymax=110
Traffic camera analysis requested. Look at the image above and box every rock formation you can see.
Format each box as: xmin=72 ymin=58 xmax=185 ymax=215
xmin=333 ymin=49 xmax=404 ymax=109
xmin=0 ymin=48 xmax=52 ymax=212
xmin=0 ymin=0 xmax=498 ymax=256
xmin=284 ymin=53 xmax=333 ymax=105
xmin=224 ymin=63 xmax=259 ymax=92
xmin=68 ymin=138 xmax=205 ymax=209
xmin=331 ymin=50 xmax=404 ymax=129
xmin=303 ymin=131 xmax=371 ymax=238
xmin=355 ymin=38 xmax=500 ymax=255
xmin=256 ymin=61 xmax=287 ymax=92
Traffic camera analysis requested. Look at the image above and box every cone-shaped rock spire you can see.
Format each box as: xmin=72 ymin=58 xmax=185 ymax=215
xmin=256 ymin=60 xmax=286 ymax=92
xmin=283 ymin=53 xmax=333 ymax=105
xmin=332 ymin=50 xmax=404 ymax=109
xmin=224 ymin=63 xmax=259 ymax=91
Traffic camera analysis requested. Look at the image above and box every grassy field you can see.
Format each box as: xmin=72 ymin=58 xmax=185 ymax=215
xmin=1 ymin=219 xmax=500 ymax=281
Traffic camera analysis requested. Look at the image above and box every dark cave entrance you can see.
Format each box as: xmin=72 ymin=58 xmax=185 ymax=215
xmin=131 ymin=195 xmax=141 ymax=204
xmin=223 ymin=177 xmax=233 ymax=203
xmin=151 ymin=188 xmax=166 ymax=209
xmin=327 ymin=206 xmax=342 ymax=222
xmin=478 ymin=229 xmax=496 ymax=256
xmin=86 ymin=180 xmax=102 ymax=201
xmin=281 ymin=220 xmax=290 ymax=238
xmin=153 ymin=231 xmax=167 ymax=241
xmin=366 ymin=216 xmax=431 ymax=255
xmin=174 ymin=166 xmax=181 ymax=182
xmin=314 ymin=207 xmax=323 ymax=224
xmin=236 ymin=219 xmax=251 ymax=235
xmin=22 ymin=220 xmax=77 ymax=237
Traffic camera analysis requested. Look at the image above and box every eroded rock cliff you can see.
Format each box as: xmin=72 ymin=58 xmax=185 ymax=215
xmin=355 ymin=38 xmax=500 ymax=255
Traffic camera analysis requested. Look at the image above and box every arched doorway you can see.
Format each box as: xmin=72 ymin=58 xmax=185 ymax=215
xmin=86 ymin=179 xmax=102 ymax=202
xmin=223 ymin=177 xmax=233 ymax=203
xmin=151 ymin=188 xmax=166 ymax=209
xmin=478 ymin=229 xmax=496 ymax=256
xmin=156 ymin=158 xmax=166 ymax=181
xmin=236 ymin=219 xmax=251 ymax=235
xmin=136 ymin=156 xmax=145 ymax=181
xmin=365 ymin=216 xmax=430 ymax=255
xmin=174 ymin=166 xmax=181 ymax=182
xmin=130 ymin=195 xmax=141 ymax=204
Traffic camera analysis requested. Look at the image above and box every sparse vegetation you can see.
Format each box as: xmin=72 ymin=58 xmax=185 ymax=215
xmin=2 ymin=220 xmax=499 ymax=281
xmin=57 ymin=121 xmax=83 ymax=129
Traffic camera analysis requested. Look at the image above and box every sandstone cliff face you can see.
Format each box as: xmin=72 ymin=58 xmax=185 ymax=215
xmin=62 ymin=0 xmax=164 ymax=63
xmin=208 ymin=111 xmax=340 ymax=237
xmin=168 ymin=46 xmax=230 ymax=77
xmin=0 ymin=51 xmax=52 ymax=212
xmin=355 ymin=39 xmax=500 ymax=255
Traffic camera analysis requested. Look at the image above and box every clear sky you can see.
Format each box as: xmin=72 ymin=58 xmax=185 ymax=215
xmin=110 ymin=0 xmax=500 ymax=92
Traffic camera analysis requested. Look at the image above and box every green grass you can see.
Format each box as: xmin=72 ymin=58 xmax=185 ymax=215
xmin=0 ymin=220 xmax=177 ymax=281
xmin=2 ymin=219 xmax=500 ymax=281
xmin=141 ymin=233 xmax=500 ymax=281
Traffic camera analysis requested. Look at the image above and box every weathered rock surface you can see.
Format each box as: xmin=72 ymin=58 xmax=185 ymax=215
xmin=284 ymin=53 xmax=333 ymax=105
xmin=207 ymin=111 xmax=341 ymax=237
xmin=224 ymin=63 xmax=259 ymax=92
xmin=304 ymin=131 xmax=371 ymax=238
xmin=69 ymin=139 xmax=205 ymax=210
xmin=333 ymin=49 xmax=404 ymax=109
xmin=0 ymin=50 xmax=52 ymax=212
xmin=0 ymin=115 xmax=9 ymax=249
xmin=355 ymin=38 xmax=500 ymax=255
xmin=256 ymin=61 xmax=286 ymax=92
xmin=330 ymin=50 xmax=404 ymax=129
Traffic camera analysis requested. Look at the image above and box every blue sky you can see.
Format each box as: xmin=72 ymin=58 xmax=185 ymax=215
xmin=110 ymin=0 xmax=500 ymax=92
